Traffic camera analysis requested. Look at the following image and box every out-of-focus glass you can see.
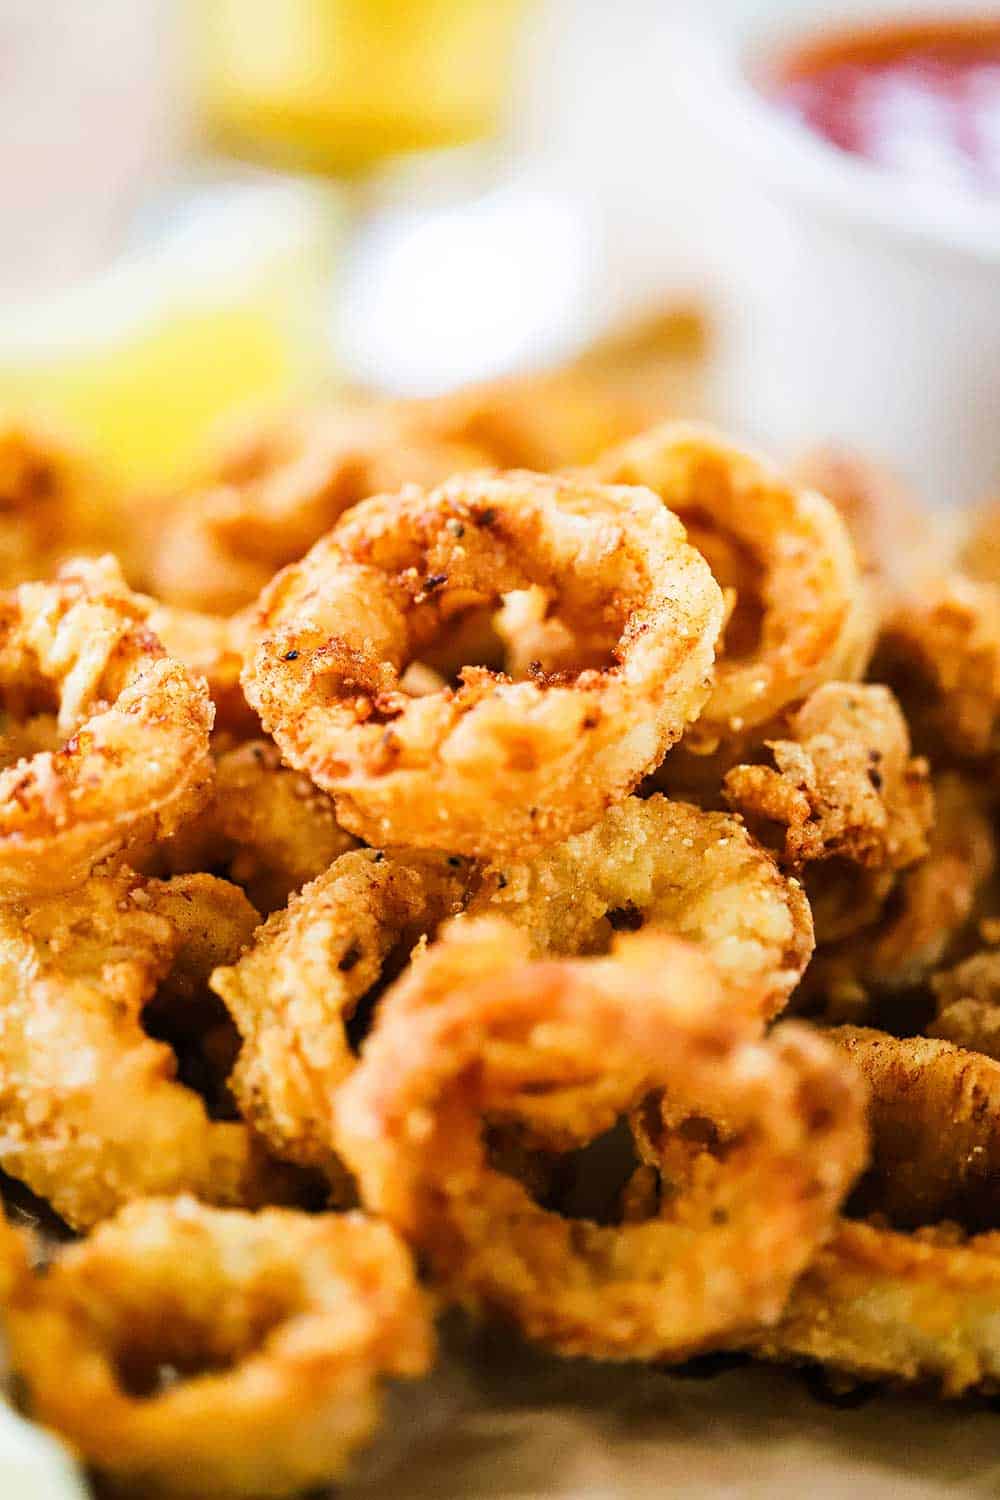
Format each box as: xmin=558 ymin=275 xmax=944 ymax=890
xmin=193 ymin=0 xmax=528 ymax=176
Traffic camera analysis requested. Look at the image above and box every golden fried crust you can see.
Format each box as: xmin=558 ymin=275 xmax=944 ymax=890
xmin=930 ymin=948 xmax=1000 ymax=1060
xmin=802 ymin=772 xmax=997 ymax=1008
xmin=147 ymin=401 xmax=491 ymax=614
xmin=0 ymin=557 xmax=214 ymax=897
xmin=334 ymin=920 xmax=866 ymax=1361
xmin=211 ymin=848 xmax=470 ymax=1174
xmin=829 ymin=1027 xmax=1000 ymax=1228
xmin=243 ymin=472 xmax=724 ymax=856
xmin=0 ymin=867 xmax=295 ymax=1229
xmin=874 ymin=573 xmax=1000 ymax=759
xmin=752 ymin=1220 xmax=1000 ymax=1396
xmin=151 ymin=739 xmax=357 ymax=915
xmin=3 ymin=1197 xmax=433 ymax=1498
xmin=596 ymin=423 xmax=875 ymax=757
xmin=724 ymin=683 xmax=932 ymax=871
xmin=144 ymin=602 xmax=260 ymax=739
xmin=468 ymin=793 xmax=812 ymax=1020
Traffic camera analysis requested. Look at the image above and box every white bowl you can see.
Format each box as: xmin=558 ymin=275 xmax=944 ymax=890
xmin=669 ymin=0 xmax=1000 ymax=507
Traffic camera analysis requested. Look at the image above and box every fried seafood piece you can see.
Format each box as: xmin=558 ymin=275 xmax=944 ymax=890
xmin=929 ymin=947 xmax=1000 ymax=1060
xmin=243 ymin=472 xmax=724 ymax=856
xmin=0 ymin=866 xmax=295 ymax=1230
xmin=467 ymin=793 xmax=813 ymax=1020
xmin=792 ymin=445 xmax=940 ymax=593
xmin=147 ymin=369 xmax=660 ymax=617
xmin=829 ymin=1027 xmax=1000 ymax=1229
xmin=750 ymin=1219 xmax=1000 ymax=1395
xmin=153 ymin=739 xmax=357 ymax=915
xmin=873 ymin=573 xmax=1000 ymax=759
xmin=723 ymin=683 xmax=932 ymax=871
xmin=594 ymin=423 xmax=874 ymax=758
xmin=0 ymin=557 xmax=214 ymax=898
xmin=147 ymin=402 xmax=491 ymax=614
xmin=802 ymin=772 xmax=997 ymax=1010
xmin=2 ymin=1197 xmax=433 ymax=1499
xmin=333 ymin=919 xmax=867 ymax=1360
xmin=0 ymin=418 xmax=121 ymax=587
xmin=211 ymin=848 xmax=470 ymax=1173
xmin=144 ymin=601 xmax=259 ymax=738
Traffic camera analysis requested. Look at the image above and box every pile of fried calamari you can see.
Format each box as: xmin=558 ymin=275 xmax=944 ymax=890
xmin=3 ymin=362 xmax=1000 ymax=1497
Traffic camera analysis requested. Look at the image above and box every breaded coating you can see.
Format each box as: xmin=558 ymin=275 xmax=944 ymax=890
xmin=874 ymin=573 xmax=1000 ymax=759
xmin=152 ymin=739 xmax=357 ymax=914
xmin=0 ymin=867 xmax=293 ymax=1229
xmin=596 ymin=423 xmax=875 ymax=757
xmin=3 ymin=1197 xmax=433 ymax=1498
xmin=829 ymin=1027 xmax=1000 ymax=1228
xmin=468 ymin=793 xmax=813 ymax=1019
xmin=211 ymin=848 xmax=470 ymax=1174
xmin=753 ymin=1219 xmax=1000 ymax=1396
xmin=723 ymin=683 xmax=932 ymax=870
xmin=0 ymin=557 xmax=214 ymax=897
xmin=930 ymin=946 xmax=1000 ymax=1059
xmin=803 ymin=772 xmax=997 ymax=1009
xmin=243 ymin=472 xmax=724 ymax=856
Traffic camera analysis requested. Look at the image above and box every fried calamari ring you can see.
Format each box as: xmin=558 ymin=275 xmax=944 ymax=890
xmin=873 ymin=574 xmax=1000 ymax=760
xmin=211 ymin=848 xmax=470 ymax=1172
xmin=244 ymin=473 xmax=724 ymax=855
xmin=929 ymin=947 xmax=1000 ymax=1060
xmin=467 ymin=794 xmax=812 ymax=1020
xmin=152 ymin=739 xmax=357 ymax=915
xmin=3 ymin=1197 xmax=433 ymax=1498
xmin=0 ymin=558 xmax=214 ymax=897
xmin=751 ymin=1220 xmax=1000 ymax=1395
xmin=0 ymin=866 xmax=294 ymax=1229
xmin=334 ymin=920 xmax=867 ymax=1360
xmin=595 ymin=423 xmax=873 ymax=756
xmin=828 ymin=1028 xmax=1000 ymax=1230
xmin=148 ymin=402 xmax=490 ymax=614
xmin=723 ymin=683 xmax=933 ymax=871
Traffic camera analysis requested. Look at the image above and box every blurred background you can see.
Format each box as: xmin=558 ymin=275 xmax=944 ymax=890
xmin=1 ymin=0 xmax=998 ymax=501
xmin=0 ymin=0 xmax=714 ymax=486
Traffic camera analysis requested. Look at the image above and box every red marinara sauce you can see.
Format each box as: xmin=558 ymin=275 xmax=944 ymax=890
xmin=771 ymin=18 xmax=1000 ymax=191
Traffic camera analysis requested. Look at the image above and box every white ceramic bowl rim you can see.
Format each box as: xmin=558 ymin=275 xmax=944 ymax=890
xmin=669 ymin=1 xmax=1000 ymax=266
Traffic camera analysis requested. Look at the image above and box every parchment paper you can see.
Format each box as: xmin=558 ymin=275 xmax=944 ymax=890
xmin=341 ymin=1320 xmax=1000 ymax=1499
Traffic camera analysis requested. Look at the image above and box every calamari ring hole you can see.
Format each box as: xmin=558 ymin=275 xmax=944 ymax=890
xmin=343 ymin=936 xmax=427 ymax=1056
xmin=406 ymin=585 xmax=623 ymax=693
xmin=102 ymin=1281 xmax=299 ymax=1399
xmin=680 ymin=510 xmax=765 ymax=662
xmin=0 ymin=643 xmax=66 ymax=767
xmin=485 ymin=1116 xmax=643 ymax=1229
xmin=142 ymin=975 xmax=243 ymax=1124
xmin=0 ymin=1173 xmax=73 ymax=1247
xmin=0 ymin=709 xmax=62 ymax=769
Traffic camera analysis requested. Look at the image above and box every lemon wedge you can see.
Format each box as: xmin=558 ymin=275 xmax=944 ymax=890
xmin=0 ymin=178 xmax=343 ymax=485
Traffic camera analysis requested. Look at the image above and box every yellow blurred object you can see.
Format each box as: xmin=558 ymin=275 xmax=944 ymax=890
xmin=194 ymin=0 xmax=528 ymax=176
xmin=0 ymin=182 xmax=343 ymax=486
